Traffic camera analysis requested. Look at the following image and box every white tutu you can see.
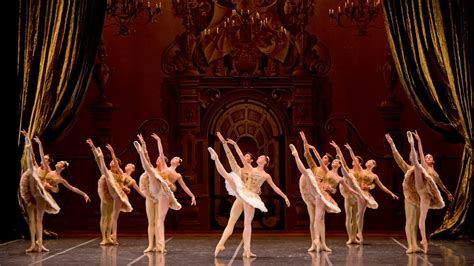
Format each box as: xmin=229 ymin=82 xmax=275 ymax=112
xmin=225 ymin=172 xmax=268 ymax=212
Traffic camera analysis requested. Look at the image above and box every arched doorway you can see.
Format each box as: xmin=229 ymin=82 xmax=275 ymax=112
xmin=206 ymin=95 xmax=288 ymax=230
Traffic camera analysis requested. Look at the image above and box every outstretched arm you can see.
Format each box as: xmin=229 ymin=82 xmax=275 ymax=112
xmin=309 ymin=145 xmax=329 ymax=173
xmin=329 ymin=141 xmax=348 ymax=169
xmin=33 ymin=136 xmax=48 ymax=173
xmin=227 ymin=138 xmax=251 ymax=170
xmin=344 ymin=143 xmax=362 ymax=172
xmin=373 ymin=175 xmax=399 ymax=200
xmin=265 ymin=174 xmax=290 ymax=207
xmin=385 ymin=134 xmax=410 ymax=173
xmin=177 ymin=174 xmax=196 ymax=206
xmin=105 ymin=144 xmax=124 ymax=175
xmin=217 ymin=132 xmax=241 ymax=173
xmin=300 ymin=131 xmax=319 ymax=172
xmin=58 ymin=178 xmax=91 ymax=202
xmin=151 ymin=133 xmax=168 ymax=170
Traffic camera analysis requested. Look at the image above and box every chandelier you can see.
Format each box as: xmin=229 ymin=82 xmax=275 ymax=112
xmin=329 ymin=0 xmax=382 ymax=36
xmin=106 ymin=0 xmax=162 ymax=35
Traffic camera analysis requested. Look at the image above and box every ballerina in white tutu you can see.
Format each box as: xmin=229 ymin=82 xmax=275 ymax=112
xmin=208 ymin=143 xmax=290 ymax=258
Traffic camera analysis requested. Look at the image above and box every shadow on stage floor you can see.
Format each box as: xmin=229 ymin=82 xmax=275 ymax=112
xmin=1 ymin=233 xmax=473 ymax=265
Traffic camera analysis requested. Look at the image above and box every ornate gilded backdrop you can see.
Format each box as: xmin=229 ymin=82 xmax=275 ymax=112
xmin=160 ymin=0 xmax=332 ymax=230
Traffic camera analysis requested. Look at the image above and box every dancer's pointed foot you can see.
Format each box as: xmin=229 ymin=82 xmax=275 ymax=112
xmin=25 ymin=245 xmax=38 ymax=253
xmin=415 ymin=246 xmax=424 ymax=253
xmin=289 ymin=144 xmax=298 ymax=156
xmin=406 ymin=247 xmax=415 ymax=254
xmin=38 ymin=244 xmax=49 ymax=252
xmin=214 ymin=245 xmax=225 ymax=257
xmin=357 ymin=233 xmax=363 ymax=244
xmin=321 ymin=245 xmax=332 ymax=252
xmin=346 ymin=238 xmax=360 ymax=245
xmin=420 ymin=240 xmax=428 ymax=254
xmin=144 ymin=246 xmax=155 ymax=253
xmin=208 ymin=147 xmax=218 ymax=160
xmin=307 ymin=244 xmax=316 ymax=252
xmin=242 ymin=250 xmax=256 ymax=258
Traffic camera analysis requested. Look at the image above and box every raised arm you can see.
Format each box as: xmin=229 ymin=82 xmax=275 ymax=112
xmin=329 ymin=141 xmax=349 ymax=170
xmin=33 ymin=136 xmax=49 ymax=174
xmin=58 ymin=178 xmax=91 ymax=203
xmin=227 ymin=138 xmax=251 ymax=170
xmin=264 ymin=173 xmax=290 ymax=207
xmin=300 ymin=131 xmax=319 ymax=172
xmin=151 ymin=134 xmax=168 ymax=170
xmin=217 ymin=132 xmax=241 ymax=173
xmin=105 ymin=144 xmax=124 ymax=175
xmin=385 ymin=133 xmax=410 ymax=173
xmin=344 ymin=143 xmax=362 ymax=172
xmin=373 ymin=175 xmax=399 ymax=200
xmin=309 ymin=145 xmax=329 ymax=173
xmin=177 ymin=174 xmax=196 ymax=206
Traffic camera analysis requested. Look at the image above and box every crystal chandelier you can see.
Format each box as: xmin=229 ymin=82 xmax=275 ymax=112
xmin=106 ymin=0 xmax=162 ymax=35
xmin=329 ymin=0 xmax=382 ymax=36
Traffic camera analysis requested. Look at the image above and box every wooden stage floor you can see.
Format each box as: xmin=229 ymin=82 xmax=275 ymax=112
xmin=1 ymin=234 xmax=473 ymax=265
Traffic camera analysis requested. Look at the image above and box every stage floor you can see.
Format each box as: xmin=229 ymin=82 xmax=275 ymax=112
xmin=1 ymin=234 xmax=473 ymax=265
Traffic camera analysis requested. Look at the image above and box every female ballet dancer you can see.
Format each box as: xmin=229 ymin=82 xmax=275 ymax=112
xmin=412 ymin=131 xmax=454 ymax=202
xmin=135 ymin=133 xmax=195 ymax=253
xmin=19 ymin=130 xmax=60 ymax=252
xmin=406 ymin=131 xmax=444 ymax=253
xmin=86 ymin=139 xmax=133 ymax=245
xmin=214 ymin=132 xmax=254 ymax=257
xmin=290 ymin=143 xmax=348 ymax=252
xmin=298 ymin=131 xmax=334 ymax=251
xmin=385 ymin=133 xmax=422 ymax=253
xmin=34 ymin=137 xmax=90 ymax=204
xmin=208 ymin=144 xmax=290 ymax=258
xmin=331 ymin=141 xmax=398 ymax=244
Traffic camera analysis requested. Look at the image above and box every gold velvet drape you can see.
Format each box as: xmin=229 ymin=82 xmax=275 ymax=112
xmin=383 ymin=0 xmax=472 ymax=237
xmin=17 ymin=0 xmax=105 ymax=144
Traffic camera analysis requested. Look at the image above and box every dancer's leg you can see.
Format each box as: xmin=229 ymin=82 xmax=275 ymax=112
xmin=320 ymin=211 xmax=331 ymax=252
xmin=418 ymin=196 xmax=430 ymax=253
xmin=208 ymin=147 xmax=238 ymax=191
xmin=306 ymin=202 xmax=316 ymax=251
xmin=356 ymin=198 xmax=367 ymax=244
xmin=144 ymin=198 xmax=157 ymax=252
xmin=313 ymin=198 xmax=325 ymax=253
xmin=156 ymin=195 xmax=170 ymax=253
xmin=111 ymin=200 xmax=121 ymax=245
xmin=35 ymin=201 xmax=48 ymax=252
xmin=25 ymin=205 xmax=37 ymax=252
xmin=215 ymin=199 xmax=243 ymax=257
xmin=242 ymin=203 xmax=256 ymax=258
xmin=100 ymin=201 xmax=113 ymax=245
xmin=404 ymin=199 xmax=416 ymax=253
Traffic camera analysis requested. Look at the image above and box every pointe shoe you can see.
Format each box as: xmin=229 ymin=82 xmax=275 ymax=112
xmin=405 ymin=247 xmax=415 ymax=254
xmin=242 ymin=250 xmax=256 ymax=258
xmin=420 ymin=240 xmax=428 ymax=254
xmin=144 ymin=246 xmax=155 ymax=253
xmin=346 ymin=238 xmax=360 ymax=245
xmin=214 ymin=245 xmax=225 ymax=257
xmin=39 ymin=244 xmax=49 ymax=252
xmin=321 ymin=245 xmax=332 ymax=252
xmin=25 ymin=245 xmax=37 ymax=253
xmin=307 ymin=244 xmax=316 ymax=252
xmin=208 ymin=147 xmax=218 ymax=160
